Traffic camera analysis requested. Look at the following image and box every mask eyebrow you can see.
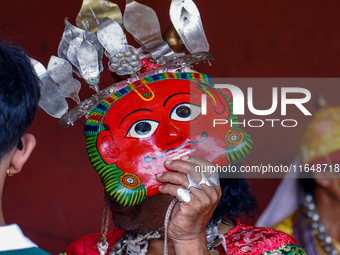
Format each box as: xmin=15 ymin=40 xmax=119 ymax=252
xmin=163 ymin=93 xmax=191 ymax=106
xmin=119 ymin=109 xmax=153 ymax=128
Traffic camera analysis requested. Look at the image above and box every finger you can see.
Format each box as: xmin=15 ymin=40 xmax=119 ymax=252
xmin=158 ymin=183 xmax=193 ymax=200
xmin=186 ymin=173 xmax=203 ymax=190
xmin=156 ymin=172 xmax=189 ymax=187
xmin=189 ymin=172 xmax=221 ymax=203
xmin=164 ymin=160 xmax=203 ymax=185
xmin=208 ymin=170 xmax=221 ymax=187
xmin=194 ymin=181 xmax=221 ymax=203
xmin=159 ymin=184 xmax=210 ymax=209
xmin=186 ymin=156 xmax=215 ymax=167
xmin=185 ymin=156 xmax=216 ymax=180
xmin=157 ymin=172 xmax=204 ymax=194
xmin=200 ymin=179 xmax=222 ymax=204
xmin=164 ymin=159 xmax=198 ymax=175
xmin=196 ymin=166 xmax=221 ymax=187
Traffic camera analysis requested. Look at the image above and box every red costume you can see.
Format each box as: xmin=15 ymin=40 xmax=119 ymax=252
xmin=64 ymin=221 xmax=306 ymax=255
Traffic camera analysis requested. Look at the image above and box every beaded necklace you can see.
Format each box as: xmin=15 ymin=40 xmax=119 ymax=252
xmin=303 ymin=194 xmax=338 ymax=255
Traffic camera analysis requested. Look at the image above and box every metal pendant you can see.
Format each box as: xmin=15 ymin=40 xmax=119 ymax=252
xmin=67 ymin=37 xmax=83 ymax=76
xmin=77 ymin=36 xmax=100 ymax=92
xmin=97 ymin=18 xmax=142 ymax=76
xmin=170 ymin=0 xmax=210 ymax=53
xmin=30 ymin=58 xmax=69 ymax=118
xmin=109 ymin=234 xmax=128 ymax=255
xmin=47 ymin=56 xmax=81 ymax=104
xmin=210 ymin=238 xmax=224 ymax=248
xmin=58 ymin=18 xmax=104 ymax=76
xmin=76 ymin=0 xmax=124 ymax=34
xmin=209 ymin=250 xmax=219 ymax=255
xmin=123 ymin=0 xmax=174 ymax=63
xmin=218 ymin=222 xmax=230 ymax=235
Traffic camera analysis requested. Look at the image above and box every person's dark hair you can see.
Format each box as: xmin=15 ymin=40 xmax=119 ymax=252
xmin=211 ymin=177 xmax=258 ymax=221
xmin=0 ymin=40 xmax=40 ymax=160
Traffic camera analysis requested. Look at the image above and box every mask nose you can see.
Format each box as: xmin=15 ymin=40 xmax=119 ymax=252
xmin=159 ymin=121 xmax=187 ymax=147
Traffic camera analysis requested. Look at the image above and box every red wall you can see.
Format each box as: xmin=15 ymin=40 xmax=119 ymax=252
xmin=1 ymin=0 xmax=340 ymax=253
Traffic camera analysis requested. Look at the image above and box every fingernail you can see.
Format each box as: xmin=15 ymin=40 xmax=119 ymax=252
xmin=156 ymin=173 xmax=163 ymax=178
xmin=181 ymin=155 xmax=190 ymax=161
xmin=165 ymin=160 xmax=172 ymax=165
xmin=158 ymin=185 xmax=164 ymax=190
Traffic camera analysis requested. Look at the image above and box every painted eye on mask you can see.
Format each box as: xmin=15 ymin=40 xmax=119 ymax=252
xmin=126 ymin=120 xmax=159 ymax=138
xmin=170 ymin=103 xmax=201 ymax=122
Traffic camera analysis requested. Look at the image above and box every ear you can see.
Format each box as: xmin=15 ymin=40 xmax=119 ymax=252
xmin=8 ymin=134 xmax=36 ymax=175
xmin=97 ymin=131 xmax=120 ymax=165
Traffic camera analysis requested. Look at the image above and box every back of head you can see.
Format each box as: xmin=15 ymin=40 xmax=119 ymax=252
xmin=299 ymin=105 xmax=340 ymax=195
xmin=300 ymin=106 xmax=340 ymax=165
xmin=0 ymin=40 xmax=40 ymax=160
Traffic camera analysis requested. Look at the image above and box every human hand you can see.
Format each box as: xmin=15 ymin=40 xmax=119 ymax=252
xmin=156 ymin=156 xmax=221 ymax=254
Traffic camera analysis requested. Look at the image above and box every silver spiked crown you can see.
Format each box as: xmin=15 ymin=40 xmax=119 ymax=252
xmin=30 ymin=0 xmax=214 ymax=127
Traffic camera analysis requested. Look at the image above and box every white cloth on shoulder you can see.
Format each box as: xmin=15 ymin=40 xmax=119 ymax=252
xmin=0 ymin=224 xmax=37 ymax=252
xmin=256 ymin=157 xmax=304 ymax=227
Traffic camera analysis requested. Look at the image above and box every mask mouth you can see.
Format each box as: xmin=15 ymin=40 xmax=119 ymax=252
xmin=143 ymin=132 xmax=208 ymax=163
xmin=171 ymin=148 xmax=195 ymax=160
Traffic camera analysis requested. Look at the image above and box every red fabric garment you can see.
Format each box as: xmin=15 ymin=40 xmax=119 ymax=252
xmin=222 ymin=221 xmax=298 ymax=254
xmin=64 ymin=221 xmax=298 ymax=255
xmin=65 ymin=230 xmax=124 ymax=255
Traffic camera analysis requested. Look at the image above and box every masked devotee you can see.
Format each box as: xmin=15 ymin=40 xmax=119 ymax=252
xmin=46 ymin=70 xmax=302 ymax=255
xmin=0 ymin=40 xmax=50 ymax=254
xmin=57 ymin=70 xmax=307 ymax=254
xmin=257 ymin=99 xmax=340 ymax=255
xmin=29 ymin=1 xmax=307 ymax=254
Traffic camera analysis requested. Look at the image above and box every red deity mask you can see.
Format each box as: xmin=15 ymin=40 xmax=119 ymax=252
xmin=84 ymin=73 xmax=252 ymax=206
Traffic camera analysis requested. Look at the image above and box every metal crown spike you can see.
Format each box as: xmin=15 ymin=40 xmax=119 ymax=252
xmin=98 ymin=18 xmax=126 ymax=54
xmin=47 ymin=56 xmax=81 ymax=104
xmin=97 ymin=18 xmax=142 ymax=76
xmin=123 ymin=0 xmax=174 ymax=63
xmin=67 ymin=36 xmax=83 ymax=75
xmin=37 ymin=0 xmax=214 ymax=123
xmin=170 ymin=0 xmax=210 ymax=53
xmin=58 ymin=18 xmax=104 ymax=74
xmin=77 ymin=36 xmax=100 ymax=92
xmin=76 ymin=0 xmax=124 ymax=34
xmin=30 ymin=58 xmax=69 ymax=118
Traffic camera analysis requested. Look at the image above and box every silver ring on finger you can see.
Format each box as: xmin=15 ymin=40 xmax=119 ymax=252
xmin=209 ymin=170 xmax=220 ymax=187
xmin=186 ymin=173 xmax=203 ymax=190
xmin=198 ymin=172 xmax=213 ymax=187
xmin=177 ymin=188 xmax=191 ymax=202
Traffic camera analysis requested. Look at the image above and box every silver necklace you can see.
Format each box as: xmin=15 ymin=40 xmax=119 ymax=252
xmin=108 ymin=219 xmax=234 ymax=255
xmin=303 ymin=194 xmax=338 ymax=255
